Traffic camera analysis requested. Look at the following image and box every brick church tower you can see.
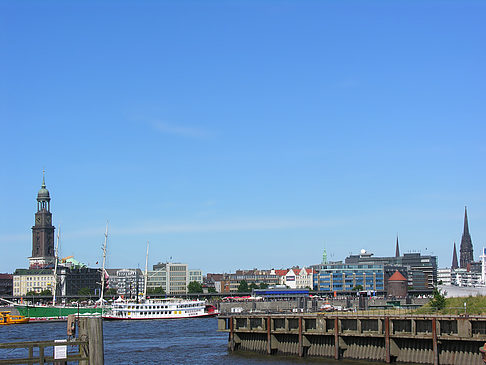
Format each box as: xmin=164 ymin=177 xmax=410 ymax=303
xmin=29 ymin=172 xmax=56 ymax=268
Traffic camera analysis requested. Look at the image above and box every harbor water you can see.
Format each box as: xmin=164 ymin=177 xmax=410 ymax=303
xmin=0 ymin=317 xmax=376 ymax=364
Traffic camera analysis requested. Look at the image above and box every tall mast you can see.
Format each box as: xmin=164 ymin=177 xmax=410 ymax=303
xmin=143 ymin=241 xmax=149 ymax=300
xmin=100 ymin=222 xmax=108 ymax=308
xmin=53 ymin=225 xmax=61 ymax=306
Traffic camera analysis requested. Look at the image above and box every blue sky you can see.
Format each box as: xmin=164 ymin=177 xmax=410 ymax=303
xmin=1 ymin=1 xmax=485 ymax=274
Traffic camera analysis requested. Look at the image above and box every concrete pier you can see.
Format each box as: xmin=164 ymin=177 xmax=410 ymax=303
xmin=218 ymin=313 xmax=486 ymax=364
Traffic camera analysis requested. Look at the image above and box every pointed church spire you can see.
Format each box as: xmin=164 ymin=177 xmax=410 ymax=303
xmin=460 ymin=206 xmax=474 ymax=268
xmin=42 ymin=169 xmax=46 ymax=188
xmin=464 ymin=206 xmax=469 ymax=235
xmin=395 ymin=235 xmax=400 ymax=257
xmin=451 ymin=242 xmax=458 ymax=270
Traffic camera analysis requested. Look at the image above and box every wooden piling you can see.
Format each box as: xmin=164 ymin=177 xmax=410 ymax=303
xmin=385 ymin=317 xmax=390 ymax=363
xmin=229 ymin=316 xmax=235 ymax=351
xmin=298 ymin=317 xmax=303 ymax=357
xmin=432 ymin=318 xmax=439 ymax=365
xmin=78 ymin=318 xmax=89 ymax=365
xmin=87 ymin=317 xmax=104 ymax=365
xmin=267 ymin=317 xmax=271 ymax=355
xmin=334 ymin=317 xmax=339 ymax=360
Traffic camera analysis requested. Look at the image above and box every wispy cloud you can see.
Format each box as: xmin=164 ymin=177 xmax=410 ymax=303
xmin=151 ymin=121 xmax=212 ymax=139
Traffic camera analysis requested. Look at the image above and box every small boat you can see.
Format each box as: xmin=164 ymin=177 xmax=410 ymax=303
xmin=0 ymin=311 xmax=30 ymax=325
xmin=102 ymin=298 xmax=218 ymax=320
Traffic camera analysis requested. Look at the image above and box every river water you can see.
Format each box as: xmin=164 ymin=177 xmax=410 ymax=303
xmin=0 ymin=318 xmax=375 ymax=364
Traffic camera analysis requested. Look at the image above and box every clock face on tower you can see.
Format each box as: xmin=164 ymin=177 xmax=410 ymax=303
xmin=36 ymin=216 xmax=41 ymax=224
xmin=46 ymin=216 xmax=51 ymax=225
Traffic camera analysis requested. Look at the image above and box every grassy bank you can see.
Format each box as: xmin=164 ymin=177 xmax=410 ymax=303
xmin=415 ymin=295 xmax=486 ymax=315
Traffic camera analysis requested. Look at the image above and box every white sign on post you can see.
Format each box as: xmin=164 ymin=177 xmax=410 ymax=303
xmin=54 ymin=339 xmax=67 ymax=359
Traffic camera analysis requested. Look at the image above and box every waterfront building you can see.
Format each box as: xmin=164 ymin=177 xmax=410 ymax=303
xmin=438 ymin=268 xmax=452 ymax=286
xmin=312 ymin=263 xmax=385 ymax=292
xmin=13 ymin=269 xmax=55 ymax=296
xmin=106 ymin=268 xmax=144 ymax=297
xmin=460 ymin=206 xmax=474 ymax=269
xmin=206 ymin=273 xmax=231 ymax=293
xmin=0 ymin=274 xmax=13 ymax=295
xmin=147 ymin=262 xmax=198 ymax=294
xmin=189 ymin=269 xmax=203 ymax=284
xmin=345 ymin=248 xmax=437 ymax=290
xmin=277 ymin=268 xmax=314 ymax=289
xmin=207 ymin=270 xmax=280 ymax=293
xmin=63 ymin=266 xmax=102 ymax=296
xmin=387 ymin=270 xmax=408 ymax=297
xmin=30 ymin=173 xmax=56 ymax=269
xmin=453 ymin=268 xmax=481 ymax=287
xmin=229 ymin=269 xmax=280 ymax=292
xmin=437 ymin=267 xmax=482 ymax=287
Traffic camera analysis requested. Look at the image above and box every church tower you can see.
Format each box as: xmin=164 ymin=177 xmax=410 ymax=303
xmin=459 ymin=206 xmax=473 ymax=269
xmin=451 ymin=242 xmax=458 ymax=270
xmin=29 ymin=172 xmax=56 ymax=268
xmin=395 ymin=235 xmax=400 ymax=258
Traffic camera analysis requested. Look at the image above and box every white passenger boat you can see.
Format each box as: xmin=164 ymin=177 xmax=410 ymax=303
xmin=102 ymin=298 xmax=218 ymax=320
xmin=103 ymin=242 xmax=218 ymax=320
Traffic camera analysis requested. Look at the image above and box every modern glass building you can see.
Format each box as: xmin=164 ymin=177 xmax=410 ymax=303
xmin=312 ymin=263 xmax=385 ymax=292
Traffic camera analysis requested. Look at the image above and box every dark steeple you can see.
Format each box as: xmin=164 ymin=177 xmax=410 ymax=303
xmin=31 ymin=171 xmax=55 ymax=268
xmin=451 ymin=242 xmax=458 ymax=270
xmin=395 ymin=235 xmax=400 ymax=258
xmin=459 ymin=206 xmax=473 ymax=269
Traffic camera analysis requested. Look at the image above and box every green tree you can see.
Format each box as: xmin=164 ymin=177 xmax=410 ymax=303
xmin=40 ymin=289 xmax=52 ymax=296
xmin=26 ymin=290 xmax=39 ymax=296
xmin=207 ymin=287 xmax=217 ymax=293
xmin=353 ymin=285 xmax=364 ymax=291
xmin=147 ymin=287 xmax=165 ymax=295
xmin=259 ymin=283 xmax=269 ymax=289
xmin=429 ymin=288 xmax=446 ymax=310
xmin=237 ymin=280 xmax=249 ymax=293
xmin=187 ymin=281 xmax=203 ymax=293
xmin=249 ymin=283 xmax=258 ymax=290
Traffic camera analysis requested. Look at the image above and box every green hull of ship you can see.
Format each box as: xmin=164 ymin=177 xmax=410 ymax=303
xmin=15 ymin=305 xmax=104 ymax=319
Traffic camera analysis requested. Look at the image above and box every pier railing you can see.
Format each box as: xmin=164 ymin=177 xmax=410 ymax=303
xmin=0 ymin=317 xmax=103 ymax=365
xmin=219 ymin=313 xmax=486 ymax=364
xmin=0 ymin=339 xmax=88 ymax=364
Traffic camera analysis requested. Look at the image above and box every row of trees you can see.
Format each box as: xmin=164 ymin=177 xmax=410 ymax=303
xmin=145 ymin=281 xmax=216 ymax=295
xmin=237 ymin=280 xmax=269 ymax=292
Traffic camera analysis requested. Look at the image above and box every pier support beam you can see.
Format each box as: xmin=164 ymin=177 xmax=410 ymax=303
xmin=78 ymin=318 xmax=89 ymax=365
xmin=385 ymin=317 xmax=391 ymax=363
xmin=229 ymin=317 xmax=235 ymax=351
xmin=87 ymin=317 xmax=104 ymax=365
xmin=432 ymin=318 xmax=439 ymax=365
xmin=267 ymin=317 xmax=271 ymax=355
xmin=298 ymin=317 xmax=303 ymax=357
xmin=334 ymin=317 xmax=339 ymax=360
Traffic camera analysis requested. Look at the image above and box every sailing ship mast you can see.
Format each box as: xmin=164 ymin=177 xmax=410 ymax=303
xmin=52 ymin=225 xmax=61 ymax=306
xmin=100 ymin=223 xmax=108 ymax=309
xmin=143 ymin=241 xmax=149 ymax=300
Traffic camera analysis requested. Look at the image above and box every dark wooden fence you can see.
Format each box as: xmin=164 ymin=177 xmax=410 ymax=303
xmin=0 ymin=317 xmax=103 ymax=365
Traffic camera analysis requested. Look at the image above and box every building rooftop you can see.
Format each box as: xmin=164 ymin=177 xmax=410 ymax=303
xmin=388 ymin=270 xmax=407 ymax=282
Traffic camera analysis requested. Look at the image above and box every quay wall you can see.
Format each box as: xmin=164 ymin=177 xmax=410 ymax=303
xmin=219 ymin=297 xmax=430 ymax=314
xmin=218 ymin=313 xmax=486 ymax=364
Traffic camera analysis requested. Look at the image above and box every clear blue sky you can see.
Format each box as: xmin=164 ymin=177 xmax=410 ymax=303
xmin=1 ymin=1 xmax=485 ymax=274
